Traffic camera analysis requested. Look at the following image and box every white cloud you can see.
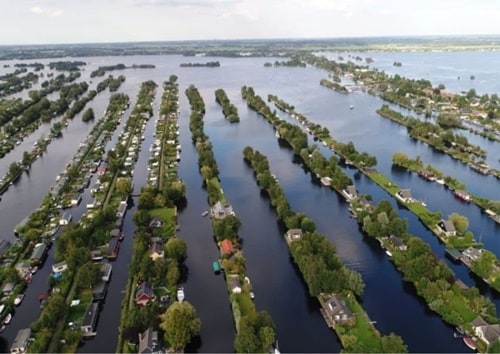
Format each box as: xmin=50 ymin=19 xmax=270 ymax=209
xmin=221 ymin=2 xmax=260 ymax=22
xmin=51 ymin=9 xmax=64 ymax=17
xmin=28 ymin=5 xmax=64 ymax=17
xmin=30 ymin=6 xmax=44 ymax=14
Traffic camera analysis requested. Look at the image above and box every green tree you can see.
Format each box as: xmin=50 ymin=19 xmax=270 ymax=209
xmin=449 ymin=213 xmax=469 ymax=234
xmin=381 ymin=333 xmax=408 ymax=353
xmin=115 ymin=177 xmax=132 ymax=195
xmin=165 ymin=237 xmax=187 ymax=261
xmin=159 ymin=301 xmax=201 ymax=351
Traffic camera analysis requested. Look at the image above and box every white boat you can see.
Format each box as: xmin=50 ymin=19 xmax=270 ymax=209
xmin=3 ymin=312 xmax=12 ymax=324
xmin=435 ymin=178 xmax=445 ymax=185
xmin=385 ymin=250 xmax=393 ymax=257
xmin=14 ymin=294 xmax=25 ymax=306
xmin=177 ymin=287 xmax=185 ymax=302
xmin=250 ymin=292 xmax=255 ymax=300
xmin=350 ymin=105 xmax=354 ymax=109
xmin=201 ymin=211 xmax=209 ymax=217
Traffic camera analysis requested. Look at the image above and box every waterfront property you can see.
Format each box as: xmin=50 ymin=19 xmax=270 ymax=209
xmin=210 ymin=201 xmax=234 ymax=219
xmin=389 ymin=235 xmax=407 ymax=251
xmin=149 ymin=237 xmax=164 ymax=260
xmin=284 ymin=229 xmax=303 ymax=245
xmin=220 ymin=239 xmax=234 ymax=256
xmin=437 ymin=219 xmax=457 ymax=237
xmin=51 ymin=261 xmax=68 ymax=273
xmin=319 ymin=293 xmax=355 ymax=328
xmin=341 ymin=185 xmax=358 ymax=201
xmin=320 ymin=176 xmax=332 ymax=187
xmin=138 ymin=328 xmax=159 ymax=354
xmin=135 ymin=281 xmax=154 ymax=306
xmin=461 ymin=247 xmax=484 ymax=266
xmin=395 ymin=189 xmax=414 ymax=203
xmin=472 ymin=316 xmax=500 ymax=349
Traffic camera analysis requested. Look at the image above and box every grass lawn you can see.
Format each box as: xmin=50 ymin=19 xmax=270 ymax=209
xmin=150 ymin=207 xmax=176 ymax=222
xmin=343 ymin=294 xmax=382 ymax=352
xmin=65 ymin=289 xmax=93 ymax=326
xmin=447 ymin=291 xmax=477 ymax=323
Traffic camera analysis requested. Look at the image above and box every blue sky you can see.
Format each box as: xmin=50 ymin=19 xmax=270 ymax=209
xmin=1 ymin=0 xmax=499 ymax=45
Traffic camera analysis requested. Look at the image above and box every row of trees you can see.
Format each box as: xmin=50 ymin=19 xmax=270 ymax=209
xmin=26 ymin=93 xmax=131 ymax=352
xmin=378 ymin=104 xmax=487 ymax=160
xmin=187 ymin=85 xmax=276 ymax=353
xmin=243 ymin=147 xmax=407 ymax=353
xmin=356 ymin=198 xmax=498 ymax=327
xmin=266 ymin=93 xmax=377 ymax=167
xmin=215 ymin=88 xmax=239 ymax=122
xmin=119 ymin=77 xmax=197 ymax=353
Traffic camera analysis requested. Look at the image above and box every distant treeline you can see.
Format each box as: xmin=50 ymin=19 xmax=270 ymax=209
xmin=90 ymin=63 xmax=156 ymax=77
xmin=180 ymin=61 xmax=220 ymax=68
xmin=48 ymin=61 xmax=86 ymax=71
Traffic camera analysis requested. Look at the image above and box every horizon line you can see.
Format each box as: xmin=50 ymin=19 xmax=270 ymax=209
xmin=2 ymin=33 xmax=500 ymax=48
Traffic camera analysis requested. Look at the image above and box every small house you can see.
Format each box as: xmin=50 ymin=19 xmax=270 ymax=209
xmin=149 ymin=237 xmax=164 ymax=261
xmin=342 ymin=185 xmax=358 ymax=201
xmin=135 ymin=281 xmax=154 ymax=306
xmin=472 ymin=317 xmax=500 ymax=347
xmin=396 ymin=189 xmax=413 ymax=203
xmin=285 ymin=229 xmax=303 ymax=245
xmin=389 ymin=235 xmax=407 ymax=251
xmin=322 ymin=294 xmax=354 ymax=325
xmin=462 ymin=247 xmax=484 ymax=263
xmin=320 ymin=176 xmax=332 ymax=187
xmin=52 ymin=261 xmax=68 ymax=274
xmin=220 ymin=239 xmax=234 ymax=256
xmin=138 ymin=328 xmax=159 ymax=354
xmin=438 ymin=219 xmax=456 ymax=237
xmin=210 ymin=201 xmax=234 ymax=219
xmin=81 ymin=302 xmax=99 ymax=337
xmin=149 ymin=218 xmax=162 ymax=229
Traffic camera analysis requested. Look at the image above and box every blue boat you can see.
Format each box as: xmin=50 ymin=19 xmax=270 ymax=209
xmin=212 ymin=260 xmax=221 ymax=273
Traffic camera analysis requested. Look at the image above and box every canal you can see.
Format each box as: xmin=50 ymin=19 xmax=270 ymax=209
xmin=0 ymin=52 xmax=498 ymax=352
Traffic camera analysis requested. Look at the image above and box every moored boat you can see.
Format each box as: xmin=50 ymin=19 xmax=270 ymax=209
xmin=177 ymin=286 xmax=185 ymax=302
xmin=14 ymin=294 xmax=25 ymax=306
xmin=3 ymin=312 xmax=12 ymax=324
xmin=463 ymin=336 xmax=476 ymax=350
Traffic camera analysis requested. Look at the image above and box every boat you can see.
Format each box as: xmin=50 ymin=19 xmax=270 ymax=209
xmin=250 ymin=291 xmax=255 ymax=300
xmin=0 ymin=324 xmax=5 ymax=333
xmin=177 ymin=286 xmax=185 ymax=302
xmin=455 ymin=326 xmax=464 ymax=335
xmin=3 ymin=312 xmax=12 ymax=324
xmin=201 ymin=211 xmax=209 ymax=217
xmin=212 ymin=260 xmax=221 ymax=274
xmin=463 ymin=336 xmax=476 ymax=350
xmin=350 ymin=105 xmax=354 ymax=109
xmin=14 ymin=294 xmax=25 ymax=306
xmin=385 ymin=250 xmax=393 ymax=257
xmin=435 ymin=178 xmax=445 ymax=185
xmin=454 ymin=190 xmax=471 ymax=202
